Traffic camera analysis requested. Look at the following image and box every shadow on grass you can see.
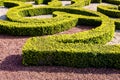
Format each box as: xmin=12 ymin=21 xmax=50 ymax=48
xmin=0 ymin=54 xmax=120 ymax=74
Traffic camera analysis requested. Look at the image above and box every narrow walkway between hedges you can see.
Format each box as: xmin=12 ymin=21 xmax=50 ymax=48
xmin=0 ymin=6 xmax=8 ymax=20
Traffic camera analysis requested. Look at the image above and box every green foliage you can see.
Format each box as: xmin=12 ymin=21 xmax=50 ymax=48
xmin=0 ymin=0 xmax=3 ymax=6
xmin=1 ymin=0 xmax=120 ymax=69
xmin=48 ymin=1 xmax=62 ymax=7
xmin=91 ymin=0 xmax=102 ymax=3
xmin=22 ymin=9 xmax=117 ymax=68
xmin=97 ymin=4 xmax=120 ymax=18
xmin=97 ymin=4 xmax=120 ymax=29
xmin=35 ymin=0 xmax=44 ymax=4
xmin=4 ymin=1 xmax=33 ymax=8
xmin=22 ymin=40 xmax=120 ymax=68
xmin=102 ymin=0 xmax=120 ymax=5
xmin=69 ymin=0 xmax=86 ymax=8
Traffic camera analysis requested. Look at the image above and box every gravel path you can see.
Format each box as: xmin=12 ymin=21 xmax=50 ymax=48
xmin=0 ymin=6 xmax=8 ymax=20
xmin=0 ymin=2 xmax=120 ymax=80
xmin=61 ymin=1 xmax=71 ymax=6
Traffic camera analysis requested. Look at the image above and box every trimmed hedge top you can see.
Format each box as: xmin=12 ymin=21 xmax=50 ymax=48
xmin=0 ymin=0 xmax=120 ymax=68
xmin=97 ymin=4 xmax=120 ymax=29
xmin=22 ymin=6 xmax=117 ymax=68
xmin=0 ymin=0 xmax=102 ymax=36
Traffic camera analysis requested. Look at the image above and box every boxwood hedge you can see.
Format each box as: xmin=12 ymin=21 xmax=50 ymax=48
xmin=1 ymin=0 xmax=120 ymax=68
xmin=91 ymin=0 xmax=102 ymax=3
xmin=97 ymin=4 xmax=120 ymax=29
xmin=102 ymin=0 xmax=120 ymax=5
xmin=0 ymin=1 xmax=105 ymax=36
xmin=22 ymin=38 xmax=120 ymax=68
xmin=34 ymin=0 xmax=62 ymax=7
xmin=22 ymin=8 xmax=118 ymax=68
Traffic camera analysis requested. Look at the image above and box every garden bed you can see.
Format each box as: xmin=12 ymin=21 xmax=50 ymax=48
xmin=0 ymin=0 xmax=120 ymax=79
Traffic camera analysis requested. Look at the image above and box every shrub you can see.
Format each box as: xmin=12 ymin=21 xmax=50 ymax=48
xmin=69 ymin=0 xmax=85 ymax=8
xmin=97 ymin=4 xmax=120 ymax=18
xmin=102 ymin=0 xmax=120 ymax=5
xmin=91 ymin=0 xmax=102 ymax=3
xmin=97 ymin=4 xmax=120 ymax=29
xmin=22 ymin=9 xmax=117 ymax=68
xmin=22 ymin=40 xmax=120 ymax=68
xmin=35 ymin=0 xmax=44 ymax=4
xmin=0 ymin=0 xmax=3 ymax=6
xmin=1 ymin=0 xmax=120 ymax=69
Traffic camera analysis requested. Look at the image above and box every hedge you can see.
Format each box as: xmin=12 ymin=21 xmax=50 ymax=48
xmin=102 ymin=0 xmax=120 ymax=5
xmin=97 ymin=4 xmax=120 ymax=29
xmin=0 ymin=0 xmax=3 ymax=6
xmin=97 ymin=4 xmax=119 ymax=18
xmin=22 ymin=39 xmax=120 ymax=68
xmin=22 ymin=21 xmax=118 ymax=68
xmin=35 ymin=0 xmax=52 ymax=4
xmin=6 ymin=6 xmax=99 ymax=23
xmin=1 ymin=0 xmax=119 ymax=68
xmin=0 ymin=14 xmax=78 ymax=36
xmin=0 ymin=1 xmax=99 ymax=36
xmin=34 ymin=0 xmax=62 ymax=7
xmin=91 ymin=0 xmax=102 ymax=3
xmin=68 ymin=0 xmax=91 ymax=8
xmin=48 ymin=1 xmax=62 ymax=7
xmin=22 ymin=9 xmax=117 ymax=68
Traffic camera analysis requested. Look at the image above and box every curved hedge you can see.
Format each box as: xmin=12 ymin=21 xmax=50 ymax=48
xmin=91 ymin=0 xmax=101 ymax=3
xmin=97 ymin=4 xmax=119 ymax=18
xmin=0 ymin=1 xmax=107 ymax=36
xmin=1 ymin=0 xmax=120 ymax=68
xmin=102 ymin=0 xmax=120 ymax=5
xmin=67 ymin=0 xmax=91 ymax=8
xmin=97 ymin=4 xmax=120 ymax=29
xmin=0 ymin=1 xmax=103 ymax=36
xmin=6 ymin=6 xmax=99 ymax=23
xmin=23 ymin=38 xmax=120 ymax=68
xmin=22 ymin=9 xmax=117 ymax=68
xmin=34 ymin=0 xmax=62 ymax=7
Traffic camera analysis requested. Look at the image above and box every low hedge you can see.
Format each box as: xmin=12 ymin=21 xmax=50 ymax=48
xmin=97 ymin=4 xmax=120 ymax=29
xmin=1 ymin=0 xmax=119 ymax=68
xmin=7 ymin=6 xmax=99 ymax=23
xmin=91 ymin=0 xmax=102 ymax=3
xmin=6 ymin=0 xmax=41 ymax=1
xmin=0 ymin=0 xmax=3 ymax=6
xmin=114 ymin=19 xmax=120 ymax=29
xmin=102 ymin=0 xmax=120 ymax=5
xmin=4 ymin=0 xmax=99 ymax=23
xmin=1 ymin=1 xmax=106 ymax=36
xmin=69 ymin=0 xmax=89 ymax=8
xmin=22 ymin=8 xmax=116 ymax=68
xmin=97 ymin=4 xmax=120 ymax=18
xmin=0 ymin=14 xmax=78 ymax=36
xmin=34 ymin=0 xmax=62 ymax=7
xmin=22 ymin=40 xmax=120 ymax=68
xmin=48 ymin=1 xmax=62 ymax=7
xmin=0 ymin=11 xmax=101 ymax=36
xmin=22 ymin=12 xmax=117 ymax=68
xmin=4 ymin=1 xmax=33 ymax=8
xmin=35 ymin=0 xmax=51 ymax=4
